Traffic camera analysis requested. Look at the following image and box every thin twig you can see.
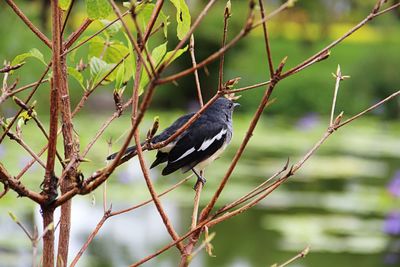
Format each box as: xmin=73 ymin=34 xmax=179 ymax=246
xmin=218 ymin=1 xmax=231 ymax=91
xmin=0 ymin=64 xmax=51 ymax=143
xmin=5 ymin=0 xmax=52 ymax=48
xmin=189 ymin=34 xmax=203 ymax=107
xmin=62 ymin=11 xmax=130 ymax=56
xmin=134 ymin=130 xmax=184 ymax=252
xmin=275 ymin=246 xmax=310 ymax=267
xmin=258 ymin=0 xmax=275 ymax=77
xmin=70 ymin=175 xmax=192 ymax=266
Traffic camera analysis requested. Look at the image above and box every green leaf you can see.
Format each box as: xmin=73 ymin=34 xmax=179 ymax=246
xmin=123 ymin=1 xmax=132 ymax=9
xmin=163 ymin=45 xmax=188 ymax=67
xmin=115 ymin=64 xmax=125 ymax=90
xmin=88 ymin=36 xmax=130 ymax=64
xmin=11 ymin=48 xmax=46 ymax=66
xmin=169 ymin=0 xmax=191 ymax=40
xmin=123 ymin=33 xmax=135 ymax=82
xmin=67 ymin=67 xmax=85 ymax=90
xmin=89 ymin=57 xmax=115 ymax=86
xmin=136 ymin=3 xmax=169 ymax=38
xmin=59 ymin=0 xmax=72 ymax=10
xmin=85 ymin=0 xmax=113 ymax=20
xmin=139 ymin=42 xmax=168 ymax=92
xmin=100 ymin=19 xmax=122 ymax=36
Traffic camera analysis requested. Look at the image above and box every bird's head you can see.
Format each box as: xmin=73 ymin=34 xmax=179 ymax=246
xmin=210 ymin=97 xmax=240 ymax=119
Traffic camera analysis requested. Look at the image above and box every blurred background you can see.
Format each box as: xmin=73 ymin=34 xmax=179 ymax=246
xmin=0 ymin=0 xmax=399 ymax=266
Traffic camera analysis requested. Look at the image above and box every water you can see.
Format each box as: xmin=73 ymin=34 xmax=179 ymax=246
xmin=0 ymin=115 xmax=399 ymax=266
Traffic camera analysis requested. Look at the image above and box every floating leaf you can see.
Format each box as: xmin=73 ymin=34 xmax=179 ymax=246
xmin=85 ymin=0 xmax=113 ymax=20
xmin=11 ymin=48 xmax=46 ymax=66
xmin=67 ymin=67 xmax=85 ymax=90
xmin=169 ymin=0 xmax=191 ymax=40
xmin=59 ymin=0 xmax=72 ymax=10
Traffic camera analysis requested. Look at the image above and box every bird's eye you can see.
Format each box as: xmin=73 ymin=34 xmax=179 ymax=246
xmin=228 ymin=102 xmax=233 ymax=108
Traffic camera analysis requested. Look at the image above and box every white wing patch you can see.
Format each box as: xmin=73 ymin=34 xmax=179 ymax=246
xmin=198 ymin=129 xmax=227 ymax=151
xmin=171 ymin=147 xmax=195 ymax=163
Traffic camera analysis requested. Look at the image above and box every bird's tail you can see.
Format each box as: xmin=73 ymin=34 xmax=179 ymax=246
xmin=106 ymin=145 xmax=138 ymax=161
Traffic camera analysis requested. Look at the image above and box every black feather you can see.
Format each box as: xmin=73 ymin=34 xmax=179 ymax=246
xmin=161 ymin=120 xmax=228 ymax=175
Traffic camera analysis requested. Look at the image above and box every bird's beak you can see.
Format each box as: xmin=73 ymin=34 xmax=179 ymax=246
xmin=233 ymin=103 xmax=240 ymax=108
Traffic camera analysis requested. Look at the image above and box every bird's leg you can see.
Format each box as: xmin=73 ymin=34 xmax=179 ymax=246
xmin=191 ymin=168 xmax=206 ymax=189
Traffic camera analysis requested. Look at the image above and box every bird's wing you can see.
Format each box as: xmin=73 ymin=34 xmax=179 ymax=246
xmin=161 ymin=121 xmax=228 ymax=175
xmin=152 ymin=112 xmax=195 ymax=143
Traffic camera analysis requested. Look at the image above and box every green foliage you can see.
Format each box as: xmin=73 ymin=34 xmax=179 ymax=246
xmin=11 ymin=48 xmax=46 ymax=67
xmin=67 ymin=67 xmax=85 ymax=90
xmin=89 ymin=57 xmax=115 ymax=87
xmin=59 ymin=0 xmax=72 ymax=10
xmin=169 ymin=0 xmax=191 ymax=40
xmin=85 ymin=0 xmax=113 ymax=20
xmin=135 ymin=3 xmax=169 ymax=38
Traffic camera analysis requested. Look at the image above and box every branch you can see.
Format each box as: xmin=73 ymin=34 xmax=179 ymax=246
xmin=5 ymin=0 xmax=52 ymax=48
xmin=0 ymin=64 xmax=51 ymax=144
xmin=0 ymin=163 xmax=44 ymax=204
xmin=133 ymin=130 xmax=184 ymax=252
xmin=70 ymin=175 xmax=192 ymax=267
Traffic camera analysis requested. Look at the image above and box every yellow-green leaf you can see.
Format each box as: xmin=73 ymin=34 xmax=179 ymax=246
xmin=12 ymin=48 xmax=46 ymax=66
xmin=67 ymin=67 xmax=85 ymax=90
xmin=59 ymin=0 xmax=72 ymax=10
xmin=85 ymin=0 xmax=113 ymax=20
xmin=169 ymin=0 xmax=191 ymax=40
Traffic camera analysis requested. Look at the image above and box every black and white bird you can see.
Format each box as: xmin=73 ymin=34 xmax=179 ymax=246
xmin=107 ymin=97 xmax=239 ymax=185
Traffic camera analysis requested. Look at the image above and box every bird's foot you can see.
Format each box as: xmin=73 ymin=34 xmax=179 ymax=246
xmin=192 ymin=169 xmax=206 ymax=190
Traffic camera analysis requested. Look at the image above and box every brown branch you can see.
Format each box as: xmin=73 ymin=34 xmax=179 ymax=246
xmin=0 ymin=64 xmax=51 ymax=144
xmin=64 ymin=18 xmax=93 ymax=49
xmin=108 ymin=0 xmax=154 ymax=78
xmin=142 ymin=0 xmax=165 ymax=43
xmin=62 ymin=11 xmax=130 ymax=56
xmin=337 ymin=90 xmax=400 ymax=128
xmin=13 ymin=97 xmax=64 ymax=166
xmin=42 ymin=2 xmax=62 ymax=265
xmin=161 ymin=0 xmax=218 ymax=70
xmin=57 ymin=27 xmax=78 ymax=267
xmin=189 ymin=34 xmax=203 ymax=107
xmin=61 ymin=0 xmax=76 ymax=35
xmin=0 ymin=163 xmax=44 ymax=204
xmin=8 ymin=79 xmax=50 ymax=98
xmin=0 ymin=120 xmax=46 ymax=169
xmin=258 ymin=0 xmax=274 ymax=78
xmin=133 ymin=130 xmax=184 ymax=252
xmin=200 ymin=58 xmax=286 ymax=222
xmin=218 ymin=2 xmax=231 ymax=91
xmin=5 ymin=0 xmax=52 ymax=48
xmin=281 ymin=1 xmax=400 ymax=79
xmin=133 ymin=87 xmax=400 ymax=266
xmin=69 ymin=211 xmax=110 ymax=267
xmin=70 ymin=175 xmax=191 ymax=266
xmin=0 ymin=62 xmax=24 ymax=73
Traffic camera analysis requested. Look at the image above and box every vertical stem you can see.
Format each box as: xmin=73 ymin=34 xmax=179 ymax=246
xmin=57 ymin=33 xmax=76 ymax=267
xmin=42 ymin=1 xmax=62 ymax=266
xmin=134 ymin=131 xmax=185 ymax=252
xmin=42 ymin=207 xmax=55 ymax=267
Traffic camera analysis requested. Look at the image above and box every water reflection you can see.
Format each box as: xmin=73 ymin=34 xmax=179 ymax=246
xmin=1 ymin=117 xmax=400 ymax=266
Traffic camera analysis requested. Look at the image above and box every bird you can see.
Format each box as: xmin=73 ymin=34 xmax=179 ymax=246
xmin=107 ymin=97 xmax=239 ymax=185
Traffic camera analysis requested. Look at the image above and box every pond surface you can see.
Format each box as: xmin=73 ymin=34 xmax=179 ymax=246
xmin=0 ymin=114 xmax=399 ymax=267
